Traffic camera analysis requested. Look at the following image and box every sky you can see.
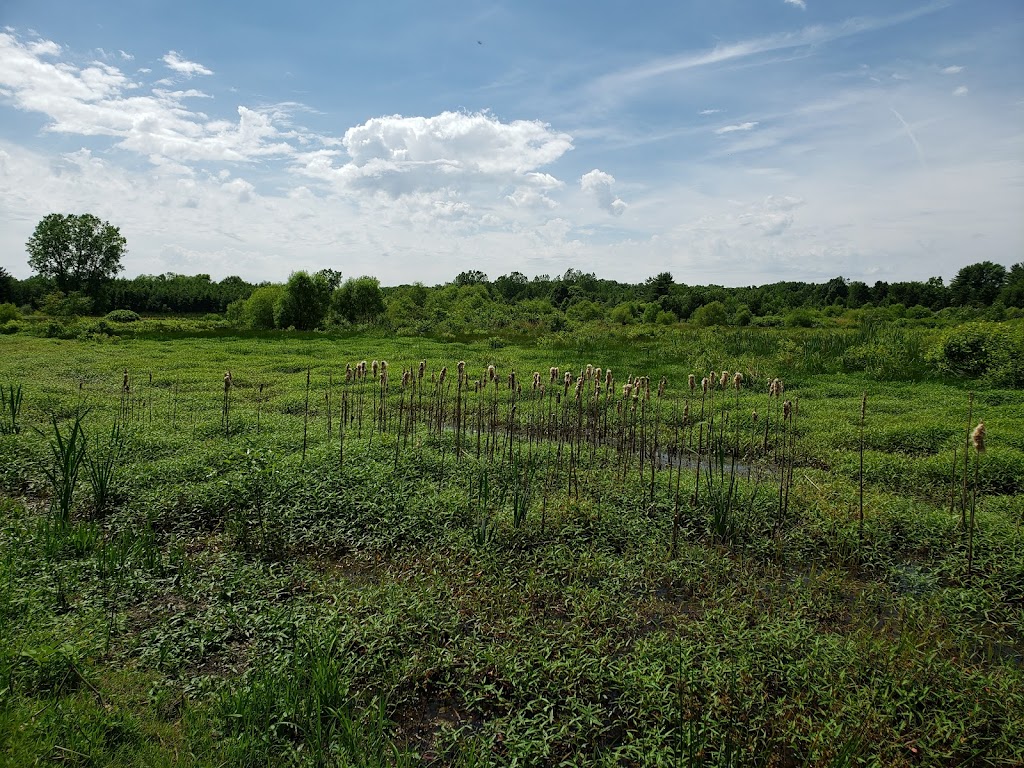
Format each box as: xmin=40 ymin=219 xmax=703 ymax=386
xmin=1 ymin=0 xmax=1022 ymax=287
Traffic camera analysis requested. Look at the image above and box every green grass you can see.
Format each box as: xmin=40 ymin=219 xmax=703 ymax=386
xmin=1 ymin=329 xmax=1022 ymax=767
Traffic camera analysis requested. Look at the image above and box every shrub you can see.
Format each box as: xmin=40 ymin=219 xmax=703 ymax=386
xmin=0 ymin=321 xmax=19 ymax=335
xmin=0 ymin=303 xmax=19 ymax=323
xmin=104 ymin=309 xmax=141 ymax=323
xmin=928 ymin=321 xmax=1024 ymax=386
xmin=691 ymin=301 xmax=728 ymax=327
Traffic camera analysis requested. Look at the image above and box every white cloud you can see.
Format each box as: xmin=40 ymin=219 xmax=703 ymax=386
xmin=952 ymin=85 xmax=969 ymax=96
xmin=715 ymin=121 xmax=759 ymax=134
xmin=580 ymin=169 xmax=627 ymax=216
xmin=119 ymin=50 xmax=134 ymax=61
xmin=784 ymin=0 xmax=807 ymax=9
xmin=699 ymin=108 xmax=721 ymax=115
xmin=162 ymin=50 xmax=212 ymax=77
xmin=942 ymin=65 xmax=964 ymax=74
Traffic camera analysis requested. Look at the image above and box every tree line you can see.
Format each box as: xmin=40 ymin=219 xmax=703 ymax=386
xmin=2 ymin=212 xmax=1021 ymax=333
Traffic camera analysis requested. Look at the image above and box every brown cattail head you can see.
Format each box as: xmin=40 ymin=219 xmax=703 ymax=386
xmin=372 ymin=360 xmax=379 ymax=378
xmin=457 ymin=360 xmax=465 ymax=378
xmin=688 ymin=374 xmax=696 ymax=392
xmin=623 ymin=383 xmax=633 ymax=399
xmin=783 ymin=400 xmax=792 ymax=421
xmin=683 ymin=401 xmax=690 ymax=420
xmin=487 ymin=364 xmax=496 ymax=382
xmin=380 ymin=360 xmax=388 ymax=373
xmin=439 ymin=366 xmax=448 ymax=385
xmin=971 ymin=422 xmax=986 ymax=453
xmin=720 ymin=370 xmax=729 ymax=390
xmin=752 ymin=409 xmax=758 ymax=423
xmin=605 ymin=369 xmax=613 ymax=391
xmin=733 ymin=372 xmax=743 ymax=391
xmin=701 ymin=377 xmax=709 ymax=394
xmin=575 ymin=376 xmax=584 ymax=400
xmin=122 ymin=369 xmax=130 ymax=392
xmin=564 ymin=371 xmax=572 ymax=386
xmin=550 ymin=366 xmax=558 ymax=383
xmin=224 ymin=371 xmax=232 ymax=392
xmin=418 ymin=360 xmax=426 ymax=379
xmin=345 ymin=364 xmax=353 ymax=382
xmin=594 ymin=367 xmax=602 ymax=383
xmin=585 ymin=363 xmax=593 ymax=380
xmin=532 ymin=371 xmax=541 ymax=390
xmin=508 ymin=369 xmax=516 ymax=390
xmin=658 ymin=376 xmax=667 ymax=398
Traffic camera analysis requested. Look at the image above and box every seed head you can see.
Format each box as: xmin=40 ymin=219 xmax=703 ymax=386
xmin=658 ymin=376 xmax=667 ymax=398
xmin=550 ymin=366 xmax=559 ymax=383
xmin=372 ymin=360 xmax=379 ymax=378
xmin=623 ymin=383 xmax=633 ymax=399
xmin=720 ymin=371 xmax=729 ymax=389
xmin=752 ymin=409 xmax=758 ymax=423
xmin=701 ymin=377 xmax=709 ymax=394
xmin=733 ymin=372 xmax=743 ymax=391
xmin=783 ymin=400 xmax=792 ymax=420
xmin=688 ymin=374 xmax=696 ymax=392
xmin=418 ymin=360 xmax=426 ymax=379
xmin=487 ymin=364 xmax=496 ymax=382
xmin=971 ymin=422 xmax=986 ymax=453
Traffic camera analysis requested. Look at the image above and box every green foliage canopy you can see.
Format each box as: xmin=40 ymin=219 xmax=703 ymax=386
xmin=26 ymin=213 xmax=126 ymax=296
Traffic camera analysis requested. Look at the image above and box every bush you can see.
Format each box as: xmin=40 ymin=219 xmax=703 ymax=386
xmin=784 ymin=308 xmax=818 ymax=328
xmin=0 ymin=303 xmax=19 ymax=323
xmin=691 ymin=301 xmax=728 ymax=327
xmin=0 ymin=321 xmax=19 ymax=335
xmin=928 ymin=321 xmax=1024 ymax=386
xmin=104 ymin=309 xmax=141 ymax=323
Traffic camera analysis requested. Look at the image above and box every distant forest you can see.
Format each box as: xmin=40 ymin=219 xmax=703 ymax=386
xmin=1 ymin=261 xmax=1021 ymax=336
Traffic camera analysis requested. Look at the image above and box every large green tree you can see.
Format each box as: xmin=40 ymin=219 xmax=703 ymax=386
xmin=274 ymin=271 xmax=332 ymax=330
xmin=949 ymin=261 xmax=1008 ymax=306
xmin=26 ymin=213 xmax=126 ymax=296
xmin=331 ymin=276 xmax=386 ymax=325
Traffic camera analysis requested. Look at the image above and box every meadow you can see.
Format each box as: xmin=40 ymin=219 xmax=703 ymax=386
xmin=1 ymin=323 xmax=1022 ymax=767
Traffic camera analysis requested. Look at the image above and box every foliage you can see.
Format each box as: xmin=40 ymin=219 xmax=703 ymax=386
xmin=691 ymin=300 xmax=729 ymax=327
xmin=26 ymin=213 xmax=126 ymax=296
xmin=0 ymin=302 xmax=19 ymax=323
xmin=950 ymin=261 xmax=1008 ymax=306
xmin=104 ymin=309 xmax=141 ymax=323
xmin=331 ymin=276 xmax=387 ymax=325
xmin=274 ymin=271 xmax=333 ymax=330
xmin=929 ymin=321 xmax=1024 ymax=386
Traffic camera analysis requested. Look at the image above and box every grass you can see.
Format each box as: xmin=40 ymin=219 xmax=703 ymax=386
xmin=0 ymin=328 xmax=1022 ymax=766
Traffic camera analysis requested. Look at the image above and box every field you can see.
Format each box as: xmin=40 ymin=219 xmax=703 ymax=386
xmin=1 ymin=325 xmax=1022 ymax=767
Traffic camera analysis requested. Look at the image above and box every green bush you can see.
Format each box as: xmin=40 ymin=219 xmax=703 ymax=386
xmin=0 ymin=303 xmax=19 ymax=323
xmin=0 ymin=321 xmax=19 ymax=335
xmin=929 ymin=321 xmax=1024 ymax=386
xmin=104 ymin=309 xmax=141 ymax=323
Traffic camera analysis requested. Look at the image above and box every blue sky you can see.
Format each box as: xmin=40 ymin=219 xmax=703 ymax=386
xmin=1 ymin=0 xmax=1021 ymax=287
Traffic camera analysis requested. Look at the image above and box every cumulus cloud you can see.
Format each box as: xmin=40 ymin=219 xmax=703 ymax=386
xmin=580 ymin=169 xmax=627 ymax=216
xmin=715 ymin=121 xmax=759 ymax=134
xmin=295 ymin=111 xmax=574 ymax=202
xmin=162 ymin=50 xmax=212 ymax=77
xmin=942 ymin=65 xmax=964 ymax=75
xmin=953 ymin=85 xmax=968 ymax=96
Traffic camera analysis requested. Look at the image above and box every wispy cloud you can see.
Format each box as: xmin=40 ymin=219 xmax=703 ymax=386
xmin=952 ymin=85 xmax=968 ymax=96
xmin=715 ymin=121 xmax=759 ymax=134
xmin=941 ymin=64 xmax=963 ymax=74
xmin=699 ymin=108 xmax=721 ymax=115
xmin=784 ymin=0 xmax=807 ymax=10
xmin=593 ymin=3 xmax=949 ymax=94
xmin=162 ymin=50 xmax=212 ymax=77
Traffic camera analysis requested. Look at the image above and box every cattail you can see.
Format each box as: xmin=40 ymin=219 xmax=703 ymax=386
xmin=683 ymin=401 xmax=690 ymax=421
xmin=380 ymin=360 xmax=388 ymax=374
xmin=688 ymin=374 xmax=696 ymax=392
xmin=733 ymin=372 xmax=743 ymax=391
xmin=585 ymin=364 xmax=593 ymax=380
xmin=549 ymin=366 xmax=558 ymax=383
xmin=701 ymin=377 xmax=709 ymax=394
xmin=360 ymin=361 xmax=368 ymax=379
xmin=971 ymin=422 xmax=986 ymax=453
xmin=605 ymin=369 xmax=613 ymax=391
xmin=372 ymin=360 xmax=379 ymax=378
xmin=457 ymin=360 xmax=465 ymax=380
xmin=752 ymin=409 xmax=758 ymax=423
xmin=345 ymin=363 xmax=353 ymax=382
xmin=402 ymin=370 xmax=410 ymax=387
xmin=658 ymin=376 xmax=667 ymax=398
xmin=709 ymin=371 xmax=716 ymax=387
xmin=418 ymin=360 xmax=426 ymax=380
xmin=594 ymin=367 xmax=602 ymax=383
xmin=564 ymin=371 xmax=572 ymax=386
xmin=532 ymin=371 xmax=541 ymax=390
xmin=508 ymin=369 xmax=517 ymax=390
xmin=574 ymin=376 xmax=584 ymax=400
xmin=122 ymin=369 xmax=130 ymax=393
xmin=783 ymin=400 xmax=792 ymax=421
xmin=439 ymin=366 xmax=448 ymax=385
xmin=487 ymin=364 xmax=496 ymax=382
xmin=720 ymin=370 xmax=729 ymax=390
xmin=623 ymin=383 xmax=633 ymax=399
xmin=224 ymin=371 xmax=232 ymax=392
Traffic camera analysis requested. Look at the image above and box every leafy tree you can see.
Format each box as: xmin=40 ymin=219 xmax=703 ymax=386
xmin=331 ymin=276 xmax=386 ymax=325
xmin=274 ymin=271 xmax=331 ymax=330
xmin=999 ymin=262 xmax=1024 ymax=308
xmin=454 ymin=270 xmax=488 ymax=287
xmin=26 ymin=213 xmax=126 ymax=296
xmin=0 ymin=266 xmax=13 ymax=303
xmin=691 ymin=301 xmax=729 ymax=327
xmin=949 ymin=261 xmax=1007 ymax=306
xmin=645 ymin=272 xmax=674 ymax=301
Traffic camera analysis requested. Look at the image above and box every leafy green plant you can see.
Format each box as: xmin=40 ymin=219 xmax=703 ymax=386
xmin=38 ymin=410 xmax=89 ymax=525
xmin=1 ymin=383 xmax=23 ymax=435
xmin=85 ymin=421 xmax=126 ymax=516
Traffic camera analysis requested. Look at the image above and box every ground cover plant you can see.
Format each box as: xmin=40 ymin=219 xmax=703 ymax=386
xmin=0 ymin=327 xmax=1022 ymax=766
